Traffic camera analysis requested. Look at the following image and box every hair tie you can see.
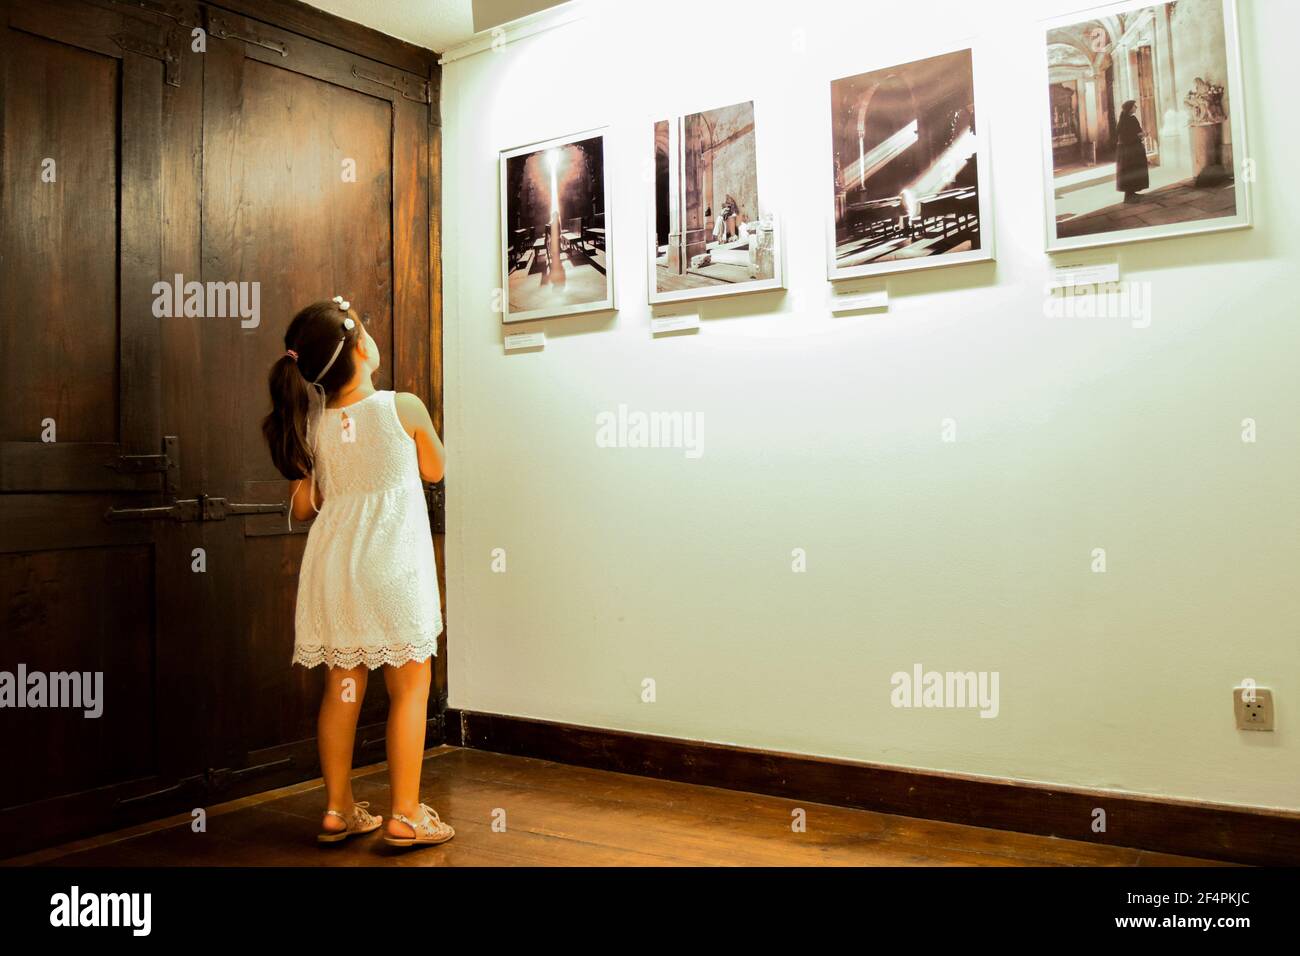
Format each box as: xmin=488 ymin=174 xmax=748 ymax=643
xmin=285 ymin=349 xmax=298 ymax=361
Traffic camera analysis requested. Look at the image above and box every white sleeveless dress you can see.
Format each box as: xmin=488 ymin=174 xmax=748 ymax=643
xmin=291 ymin=389 xmax=443 ymax=669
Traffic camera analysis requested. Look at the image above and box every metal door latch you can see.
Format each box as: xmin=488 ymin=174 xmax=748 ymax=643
xmin=106 ymin=493 xmax=286 ymax=523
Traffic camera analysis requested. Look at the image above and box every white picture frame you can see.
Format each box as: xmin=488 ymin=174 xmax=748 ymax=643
xmin=824 ymin=41 xmax=996 ymax=282
xmin=1038 ymin=0 xmax=1252 ymax=253
xmin=646 ymin=98 xmax=785 ymax=306
xmin=499 ymin=126 xmax=615 ymax=323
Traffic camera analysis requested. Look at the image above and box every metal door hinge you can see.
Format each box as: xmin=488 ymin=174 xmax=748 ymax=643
xmin=108 ymin=435 xmax=179 ymax=493
xmin=112 ymin=30 xmax=183 ymax=86
xmin=103 ymin=0 xmax=196 ymax=27
xmin=352 ymin=65 xmax=430 ymax=104
xmin=207 ymin=13 xmax=288 ymax=57
xmin=425 ymin=481 xmax=445 ymax=534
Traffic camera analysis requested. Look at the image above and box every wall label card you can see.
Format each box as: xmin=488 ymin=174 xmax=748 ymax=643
xmin=1049 ymin=259 xmax=1121 ymax=290
xmin=504 ymin=330 xmax=545 ymax=351
xmin=651 ymin=312 xmax=701 ymax=334
xmin=829 ymin=287 xmax=889 ymax=314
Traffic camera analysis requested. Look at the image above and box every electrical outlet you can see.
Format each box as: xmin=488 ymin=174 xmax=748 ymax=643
xmin=1233 ymin=686 xmax=1274 ymax=731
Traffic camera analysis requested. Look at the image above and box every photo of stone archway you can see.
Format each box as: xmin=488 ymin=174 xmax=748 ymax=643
xmin=1042 ymin=0 xmax=1249 ymax=249
xmin=827 ymin=47 xmax=990 ymax=280
xmin=651 ymin=100 xmax=781 ymax=303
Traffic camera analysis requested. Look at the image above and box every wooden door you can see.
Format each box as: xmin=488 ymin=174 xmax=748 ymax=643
xmin=197 ymin=8 xmax=440 ymax=783
xmin=0 ymin=0 xmax=442 ymax=858
xmin=0 ymin=0 xmax=201 ymax=855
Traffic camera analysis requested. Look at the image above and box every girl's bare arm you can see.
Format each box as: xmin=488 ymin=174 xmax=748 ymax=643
xmin=395 ymin=392 xmax=445 ymax=483
xmin=290 ymin=476 xmax=323 ymax=521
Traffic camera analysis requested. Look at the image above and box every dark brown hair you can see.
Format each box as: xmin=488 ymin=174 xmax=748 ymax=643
xmin=261 ymin=300 xmax=361 ymax=480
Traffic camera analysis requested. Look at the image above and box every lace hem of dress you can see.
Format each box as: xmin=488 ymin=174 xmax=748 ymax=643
xmin=292 ymin=631 xmax=440 ymax=670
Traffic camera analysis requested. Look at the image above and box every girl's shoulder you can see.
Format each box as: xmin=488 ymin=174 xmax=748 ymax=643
xmin=392 ymin=390 xmax=428 ymax=414
xmin=392 ymin=391 xmax=434 ymax=434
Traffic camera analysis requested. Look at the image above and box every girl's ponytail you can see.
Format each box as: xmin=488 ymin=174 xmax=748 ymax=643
xmin=263 ymin=353 xmax=314 ymax=480
xmin=261 ymin=300 xmax=361 ymax=480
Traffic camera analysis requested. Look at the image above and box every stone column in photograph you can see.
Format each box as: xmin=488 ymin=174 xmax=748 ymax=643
xmin=665 ymin=117 xmax=684 ymax=274
xmin=1155 ymin=2 xmax=1192 ymax=182
xmin=682 ymin=116 xmax=710 ymax=268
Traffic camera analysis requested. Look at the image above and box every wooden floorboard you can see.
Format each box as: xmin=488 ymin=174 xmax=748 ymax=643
xmin=6 ymin=746 xmax=1232 ymax=867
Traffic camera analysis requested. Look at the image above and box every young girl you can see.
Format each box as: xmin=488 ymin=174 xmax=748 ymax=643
xmin=261 ymin=296 xmax=453 ymax=848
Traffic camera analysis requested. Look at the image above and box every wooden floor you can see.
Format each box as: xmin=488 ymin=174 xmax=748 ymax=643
xmin=8 ymin=747 xmax=1230 ymax=867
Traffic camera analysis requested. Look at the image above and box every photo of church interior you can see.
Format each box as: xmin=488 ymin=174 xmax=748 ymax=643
xmin=830 ymin=48 xmax=981 ymax=270
xmin=504 ymin=135 xmax=608 ymax=314
xmin=653 ymin=101 xmax=774 ymax=292
xmin=1048 ymin=0 xmax=1237 ymax=239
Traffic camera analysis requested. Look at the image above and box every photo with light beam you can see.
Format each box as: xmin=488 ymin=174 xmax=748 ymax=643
xmin=500 ymin=130 xmax=611 ymax=321
xmin=829 ymin=48 xmax=984 ymax=279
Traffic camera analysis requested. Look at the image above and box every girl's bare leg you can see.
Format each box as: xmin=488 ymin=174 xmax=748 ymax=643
xmin=319 ymin=664 xmax=370 ymax=833
xmin=382 ymin=658 xmax=432 ymax=837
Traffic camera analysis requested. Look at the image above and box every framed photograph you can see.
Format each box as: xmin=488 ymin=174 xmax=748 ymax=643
xmin=826 ymin=44 xmax=995 ymax=281
xmin=499 ymin=127 xmax=614 ymax=323
xmin=1040 ymin=0 xmax=1251 ymax=252
xmin=648 ymin=99 xmax=784 ymax=305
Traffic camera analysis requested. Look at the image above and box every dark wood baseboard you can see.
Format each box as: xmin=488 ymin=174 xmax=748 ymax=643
xmin=445 ymin=708 xmax=1300 ymax=867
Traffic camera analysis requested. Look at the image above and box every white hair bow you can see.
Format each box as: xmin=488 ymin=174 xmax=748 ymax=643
xmin=332 ymin=295 xmax=355 ymax=329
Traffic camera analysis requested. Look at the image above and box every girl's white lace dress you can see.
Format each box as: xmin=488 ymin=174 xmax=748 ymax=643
xmin=292 ymin=390 xmax=442 ymax=669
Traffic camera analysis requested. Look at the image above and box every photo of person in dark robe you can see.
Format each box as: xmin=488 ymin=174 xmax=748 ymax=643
xmin=1115 ymin=100 xmax=1149 ymax=203
xmin=1044 ymin=0 xmax=1244 ymax=247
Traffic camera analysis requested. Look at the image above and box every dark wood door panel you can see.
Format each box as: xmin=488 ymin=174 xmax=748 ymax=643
xmin=0 ymin=0 xmax=164 ymax=494
xmin=0 ymin=0 xmax=178 ymax=856
xmin=0 ymin=29 xmax=119 ymax=445
xmin=201 ymin=50 xmax=396 ymax=488
xmin=203 ymin=6 xmax=430 ymax=106
xmin=393 ymin=95 xmax=432 ymax=399
xmin=0 ymin=494 xmax=154 ymax=553
xmin=204 ymin=0 xmax=433 ymax=76
xmin=6 ymin=0 xmax=169 ymax=58
xmin=237 ymin=532 xmax=315 ymax=753
xmin=0 ymin=545 xmax=157 ymax=808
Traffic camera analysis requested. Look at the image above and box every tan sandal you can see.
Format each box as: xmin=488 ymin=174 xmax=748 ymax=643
xmin=317 ymin=801 xmax=383 ymax=843
xmin=384 ymin=803 xmax=454 ymax=847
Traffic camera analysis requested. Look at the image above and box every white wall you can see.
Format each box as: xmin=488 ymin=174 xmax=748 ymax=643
xmin=441 ymin=0 xmax=1299 ymax=811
